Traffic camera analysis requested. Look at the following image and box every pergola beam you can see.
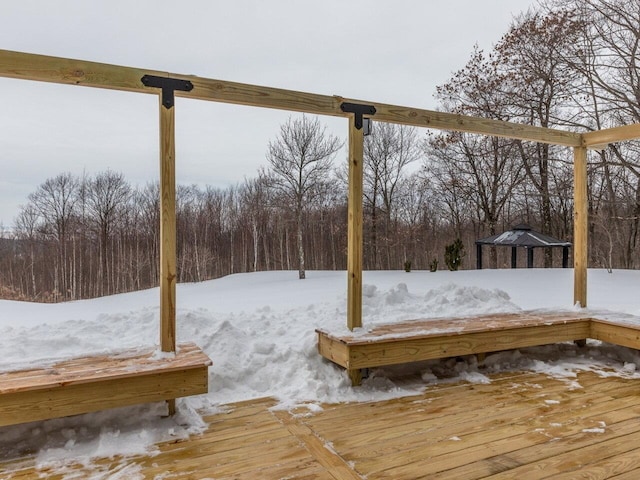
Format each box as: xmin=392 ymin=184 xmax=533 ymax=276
xmin=0 ymin=49 xmax=582 ymax=147
xmin=583 ymin=124 xmax=640 ymax=148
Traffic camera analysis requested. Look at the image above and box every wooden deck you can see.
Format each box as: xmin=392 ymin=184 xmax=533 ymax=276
xmin=3 ymin=369 xmax=640 ymax=478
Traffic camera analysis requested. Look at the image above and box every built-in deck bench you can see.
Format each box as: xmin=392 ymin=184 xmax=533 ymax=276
xmin=0 ymin=341 xmax=211 ymax=427
xmin=317 ymin=312 xmax=640 ymax=385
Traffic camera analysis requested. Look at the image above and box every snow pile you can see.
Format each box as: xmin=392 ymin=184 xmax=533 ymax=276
xmin=364 ymin=281 xmax=520 ymax=319
xmin=2 ymin=269 xmax=640 ymax=474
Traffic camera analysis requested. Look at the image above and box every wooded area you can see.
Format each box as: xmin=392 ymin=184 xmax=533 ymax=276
xmin=1 ymin=0 xmax=640 ymax=303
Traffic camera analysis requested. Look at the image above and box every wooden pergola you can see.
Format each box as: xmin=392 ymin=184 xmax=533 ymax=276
xmin=1 ymin=49 xmax=639 ymax=338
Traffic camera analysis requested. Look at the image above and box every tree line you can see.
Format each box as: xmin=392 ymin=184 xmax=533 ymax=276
xmin=1 ymin=0 xmax=640 ymax=301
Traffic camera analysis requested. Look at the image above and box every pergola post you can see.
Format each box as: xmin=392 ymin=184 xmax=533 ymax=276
xmin=346 ymin=113 xmax=365 ymax=332
xmin=141 ymin=76 xmax=192 ymax=355
xmin=143 ymin=76 xmax=193 ymax=416
xmin=159 ymin=95 xmax=177 ymax=354
xmin=573 ymin=146 xmax=588 ymax=307
xmin=159 ymin=94 xmax=177 ymax=416
xmin=342 ymin=103 xmax=375 ymax=387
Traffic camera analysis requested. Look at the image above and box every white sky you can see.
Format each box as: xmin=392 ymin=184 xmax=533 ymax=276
xmin=0 ymin=0 xmax=535 ymax=227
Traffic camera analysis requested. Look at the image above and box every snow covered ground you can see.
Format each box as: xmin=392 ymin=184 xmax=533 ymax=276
xmin=2 ymin=268 xmax=640 ymax=476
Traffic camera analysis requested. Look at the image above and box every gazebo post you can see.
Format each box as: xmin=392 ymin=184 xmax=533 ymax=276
xmin=573 ymin=147 xmax=588 ymax=307
xmin=562 ymin=246 xmax=569 ymax=268
xmin=527 ymin=248 xmax=534 ymax=268
xmin=511 ymin=247 xmax=517 ymax=268
xmin=476 ymin=244 xmax=483 ymax=269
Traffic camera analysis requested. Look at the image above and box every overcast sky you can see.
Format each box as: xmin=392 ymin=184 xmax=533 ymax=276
xmin=0 ymin=0 xmax=536 ymax=228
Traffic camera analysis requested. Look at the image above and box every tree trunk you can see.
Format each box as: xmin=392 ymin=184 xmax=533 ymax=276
xmin=297 ymin=206 xmax=305 ymax=279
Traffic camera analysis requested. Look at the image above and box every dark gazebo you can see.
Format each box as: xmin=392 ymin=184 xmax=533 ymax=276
xmin=476 ymin=224 xmax=572 ymax=269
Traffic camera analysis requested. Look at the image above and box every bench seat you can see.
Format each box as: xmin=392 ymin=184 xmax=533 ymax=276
xmin=0 ymin=341 xmax=211 ymax=427
xmin=316 ymin=312 xmax=640 ymax=385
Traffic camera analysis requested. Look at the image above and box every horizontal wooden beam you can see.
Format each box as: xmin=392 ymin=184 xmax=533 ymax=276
xmin=0 ymin=49 xmax=583 ymax=146
xmin=583 ymin=124 xmax=640 ymax=147
xmin=0 ymin=48 xmax=161 ymax=94
xmin=367 ymin=102 xmax=582 ymax=147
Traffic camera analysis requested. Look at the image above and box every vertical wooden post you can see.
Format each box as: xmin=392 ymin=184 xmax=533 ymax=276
xmin=142 ymin=76 xmax=192 ymax=415
xmin=159 ymin=95 xmax=177 ymax=353
xmin=159 ymin=93 xmax=177 ymax=416
xmin=347 ymin=114 xmax=364 ymax=333
xmin=347 ymin=115 xmax=365 ymax=387
xmin=573 ymin=146 xmax=588 ymax=308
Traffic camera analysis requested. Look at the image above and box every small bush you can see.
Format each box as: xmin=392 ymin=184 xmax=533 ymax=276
xmin=404 ymin=260 xmax=412 ymax=272
xmin=445 ymin=239 xmax=465 ymax=271
xmin=429 ymin=258 xmax=438 ymax=272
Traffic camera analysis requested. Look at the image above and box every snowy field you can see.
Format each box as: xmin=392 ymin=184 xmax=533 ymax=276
xmin=2 ymin=268 xmax=640 ymax=476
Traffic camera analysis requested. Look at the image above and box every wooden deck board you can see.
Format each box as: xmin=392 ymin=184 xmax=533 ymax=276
xmin=324 ymin=381 xmax=638 ymax=459
xmin=3 ymin=370 xmax=640 ymax=479
xmin=0 ymin=342 xmax=211 ymax=393
xmin=320 ymin=312 xmax=593 ymax=344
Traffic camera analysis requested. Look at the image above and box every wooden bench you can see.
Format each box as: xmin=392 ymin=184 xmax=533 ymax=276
xmin=0 ymin=341 xmax=211 ymax=427
xmin=317 ymin=312 xmax=640 ymax=385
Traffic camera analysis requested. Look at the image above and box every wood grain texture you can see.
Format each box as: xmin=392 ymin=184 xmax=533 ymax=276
xmin=573 ymin=146 xmax=588 ymax=308
xmin=0 ymin=342 xmax=210 ymax=427
xmin=346 ymin=322 xmax=591 ymax=369
xmin=319 ymin=312 xmax=594 ymax=345
xmin=583 ymin=123 xmax=640 ymax=147
xmin=159 ymin=94 xmax=177 ymax=352
xmin=347 ymin=115 xmax=364 ymax=331
xmin=5 ymin=371 xmax=640 ymax=479
xmin=0 ymin=49 xmax=585 ymax=146
xmin=0 ymin=342 xmax=210 ymax=393
xmin=0 ymin=366 xmax=208 ymax=427
xmin=590 ymin=320 xmax=640 ymax=349
xmin=317 ymin=331 xmax=350 ymax=367
xmin=317 ymin=312 xmax=597 ymax=384
xmin=318 ymin=313 xmax=640 ymax=387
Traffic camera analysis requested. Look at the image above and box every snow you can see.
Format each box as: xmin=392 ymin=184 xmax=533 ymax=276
xmin=2 ymin=268 xmax=640 ymax=475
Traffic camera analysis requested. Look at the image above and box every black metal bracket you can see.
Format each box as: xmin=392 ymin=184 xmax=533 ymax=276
xmin=340 ymin=102 xmax=376 ymax=130
xmin=141 ymin=75 xmax=194 ymax=109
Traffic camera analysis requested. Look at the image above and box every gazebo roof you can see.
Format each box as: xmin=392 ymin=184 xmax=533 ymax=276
xmin=476 ymin=224 xmax=571 ymax=248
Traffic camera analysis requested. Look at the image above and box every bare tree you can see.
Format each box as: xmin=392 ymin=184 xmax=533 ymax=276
xmin=14 ymin=205 xmax=40 ymax=298
xmin=265 ymin=115 xmax=342 ymax=279
xmin=363 ymin=122 xmax=420 ymax=268
xmin=86 ymin=170 xmax=131 ymax=295
xmin=28 ymin=172 xmax=79 ymax=300
xmin=240 ymin=177 xmax=272 ymax=272
xmin=556 ymin=0 xmax=640 ymax=267
xmin=432 ymin=46 xmax=525 ymax=267
xmin=496 ymin=10 xmax=584 ymax=265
